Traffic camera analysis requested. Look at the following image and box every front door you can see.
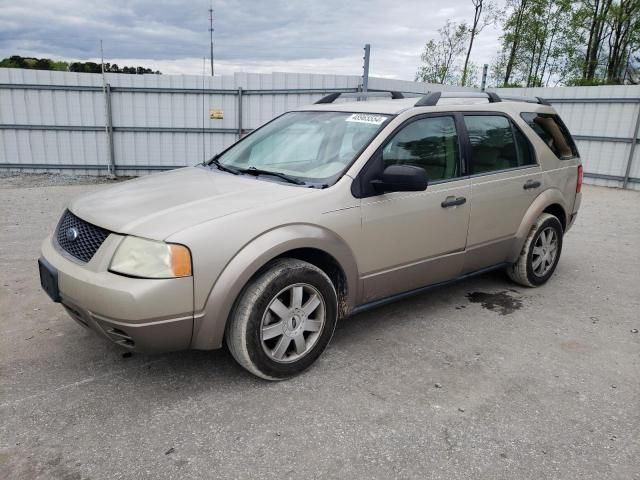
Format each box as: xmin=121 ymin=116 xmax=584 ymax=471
xmin=359 ymin=115 xmax=471 ymax=303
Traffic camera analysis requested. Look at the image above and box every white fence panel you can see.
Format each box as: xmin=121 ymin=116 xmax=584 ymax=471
xmin=1 ymin=68 xmax=638 ymax=189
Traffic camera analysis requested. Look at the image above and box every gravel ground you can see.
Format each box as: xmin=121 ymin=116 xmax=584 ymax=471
xmin=1 ymin=173 xmax=639 ymax=480
xmin=0 ymin=172 xmax=127 ymax=189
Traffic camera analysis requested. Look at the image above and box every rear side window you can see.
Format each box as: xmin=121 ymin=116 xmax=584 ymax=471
xmin=520 ymin=112 xmax=578 ymax=159
xmin=464 ymin=115 xmax=535 ymax=174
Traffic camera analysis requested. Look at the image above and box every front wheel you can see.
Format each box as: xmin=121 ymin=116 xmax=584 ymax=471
xmin=507 ymin=213 xmax=564 ymax=287
xmin=225 ymin=259 xmax=338 ymax=380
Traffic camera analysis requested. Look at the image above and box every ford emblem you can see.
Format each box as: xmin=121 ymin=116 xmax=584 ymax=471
xmin=66 ymin=227 xmax=79 ymax=242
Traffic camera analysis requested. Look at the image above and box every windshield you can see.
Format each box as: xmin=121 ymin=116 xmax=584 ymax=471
xmin=215 ymin=111 xmax=390 ymax=185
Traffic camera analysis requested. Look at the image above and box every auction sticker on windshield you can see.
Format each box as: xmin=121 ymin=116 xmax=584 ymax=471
xmin=345 ymin=113 xmax=387 ymax=125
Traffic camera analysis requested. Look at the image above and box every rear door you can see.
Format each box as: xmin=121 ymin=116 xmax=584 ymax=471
xmin=358 ymin=114 xmax=471 ymax=302
xmin=461 ymin=113 xmax=542 ymax=273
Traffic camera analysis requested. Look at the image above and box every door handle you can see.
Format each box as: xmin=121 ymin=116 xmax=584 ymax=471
xmin=441 ymin=196 xmax=467 ymax=208
xmin=523 ymin=180 xmax=541 ymax=190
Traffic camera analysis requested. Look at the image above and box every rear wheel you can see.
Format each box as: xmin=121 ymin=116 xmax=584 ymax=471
xmin=225 ymin=259 xmax=338 ymax=380
xmin=507 ymin=213 xmax=563 ymax=287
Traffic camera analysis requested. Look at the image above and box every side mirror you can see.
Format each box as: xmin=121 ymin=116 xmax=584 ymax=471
xmin=371 ymin=164 xmax=428 ymax=193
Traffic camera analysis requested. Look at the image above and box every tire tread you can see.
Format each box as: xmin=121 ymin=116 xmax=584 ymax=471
xmin=507 ymin=213 xmax=561 ymax=287
xmin=225 ymin=258 xmax=336 ymax=380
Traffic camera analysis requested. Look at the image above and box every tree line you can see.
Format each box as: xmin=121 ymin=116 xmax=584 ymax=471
xmin=0 ymin=56 xmax=161 ymax=75
xmin=416 ymin=0 xmax=640 ymax=87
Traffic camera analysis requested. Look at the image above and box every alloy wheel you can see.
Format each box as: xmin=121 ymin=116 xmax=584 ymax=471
xmin=532 ymin=226 xmax=558 ymax=277
xmin=260 ymin=283 xmax=326 ymax=363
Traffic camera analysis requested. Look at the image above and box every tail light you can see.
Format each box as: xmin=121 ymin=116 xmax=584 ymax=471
xmin=576 ymin=164 xmax=583 ymax=193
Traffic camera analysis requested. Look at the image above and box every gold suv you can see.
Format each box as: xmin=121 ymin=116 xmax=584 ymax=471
xmin=39 ymin=90 xmax=583 ymax=379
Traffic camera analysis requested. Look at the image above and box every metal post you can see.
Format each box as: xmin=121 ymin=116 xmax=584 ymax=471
xmin=481 ymin=64 xmax=488 ymax=92
xmin=104 ymin=83 xmax=116 ymax=177
xmin=362 ymin=44 xmax=370 ymax=95
xmin=237 ymin=87 xmax=243 ymax=139
xmin=622 ymin=103 xmax=640 ymax=189
xmin=209 ymin=6 xmax=214 ymax=76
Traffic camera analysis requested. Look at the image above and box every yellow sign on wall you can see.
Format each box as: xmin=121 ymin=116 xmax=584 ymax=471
xmin=209 ymin=109 xmax=224 ymax=120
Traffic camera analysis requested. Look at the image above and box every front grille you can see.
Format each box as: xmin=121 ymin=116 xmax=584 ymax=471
xmin=56 ymin=210 xmax=110 ymax=263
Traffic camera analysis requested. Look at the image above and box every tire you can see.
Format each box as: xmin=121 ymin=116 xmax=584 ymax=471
xmin=225 ymin=258 xmax=338 ymax=380
xmin=507 ymin=213 xmax=563 ymax=287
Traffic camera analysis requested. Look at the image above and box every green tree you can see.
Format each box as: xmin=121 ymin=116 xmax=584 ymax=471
xmin=461 ymin=0 xmax=499 ymax=86
xmin=498 ymin=0 xmax=578 ymax=87
xmin=580 ymin=0 xmax=614 ymax=81
xmin=463 ymin=60 xmax=481 ymax=87
xmin=566 ymin=0 xmax=640 ymax=84
xmin=1 ymin=55 xmax=161 ymax=75
xmin=501 ymin=0 xmax=530 ymax=86
xmin=0 ymin=55 xmax=27 ymax=69
xmin=416 ymin=21 xmax=470 ymax=84
xmin=605 ymin=0 xmax=640 ymax=82
xmin=443 ymin=0 xmax=639 ymax=86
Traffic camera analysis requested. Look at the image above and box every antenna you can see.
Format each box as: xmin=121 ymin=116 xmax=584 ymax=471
xmin=208 ymin=3 xmax=214 ymax=76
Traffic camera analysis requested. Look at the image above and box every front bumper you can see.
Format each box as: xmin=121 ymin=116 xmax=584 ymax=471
xmin=41 ymin=234 xmax=194 ymax=352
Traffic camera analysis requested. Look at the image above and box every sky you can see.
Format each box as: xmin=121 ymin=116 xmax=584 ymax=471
xmin=0 ymin=0 xmax=505 ymax=80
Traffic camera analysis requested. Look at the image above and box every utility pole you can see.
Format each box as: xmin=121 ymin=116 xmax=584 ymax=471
xmin=362 ymin=44 xmax=371 ymax=95
xmin=209 ymin=4 xmax=214 ymax=76
xmin=100 ymin=40 xmax=116 ymax=178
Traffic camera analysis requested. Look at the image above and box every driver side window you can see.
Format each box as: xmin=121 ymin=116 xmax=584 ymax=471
xmin=382 ymin=116 xmax=460 ymax=181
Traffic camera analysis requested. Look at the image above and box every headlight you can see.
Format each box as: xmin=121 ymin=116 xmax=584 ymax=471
xmin=110 ymin=236 xmax=192 ymax=278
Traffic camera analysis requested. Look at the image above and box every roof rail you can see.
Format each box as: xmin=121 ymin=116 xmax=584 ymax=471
xmin=414 ymin=91 xmax=553 ymax=107
xmin=314 ymin=90 xmax=405 ymax=104
xmin=414 ymin=91 xmax=502 ymax=107
xmin=499 ymin=95 xmax=552 ymax=106
xmin=315 ymin=92 xmax=341 ymax=104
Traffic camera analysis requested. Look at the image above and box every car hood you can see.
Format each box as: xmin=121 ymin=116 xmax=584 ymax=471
xmin=69 ymin=167 xmax=315 ymax=240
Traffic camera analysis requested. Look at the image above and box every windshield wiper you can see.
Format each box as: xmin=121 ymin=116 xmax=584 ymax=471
xmin=238 ymin=166 xmax=307 ymax=185
xmin=209 ymin=158 xmax=240 ymax=175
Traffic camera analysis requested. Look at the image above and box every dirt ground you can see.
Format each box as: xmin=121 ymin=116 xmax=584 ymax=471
xmin=1 ymin=173 xmax=639 ymax=480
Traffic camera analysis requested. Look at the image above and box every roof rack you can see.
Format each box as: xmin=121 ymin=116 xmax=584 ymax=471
xmin=500 ymin=95 xmax=552 ymax=106
xmin=315 ymin=90 xmax=404 ymax=104
xmin=414 ymin=91 xmax=500 ymax=106
xmin=414 ymin=91 xmax=551 ymax=107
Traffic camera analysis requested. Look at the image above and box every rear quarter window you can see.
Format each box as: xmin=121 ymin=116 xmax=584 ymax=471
xmin=520 ymin=112 xmax=578 ymax=160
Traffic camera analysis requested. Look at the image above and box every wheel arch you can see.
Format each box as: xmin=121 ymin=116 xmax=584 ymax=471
xmin=272 ymin=248 xmax=350 ymax=319
xmin=191 ymin=224 xmax=359 ymax=350
xmin=542 ymin=203 xmax=567 ymax=232
xmin=507 ymin=189 xmax=568 ymax=263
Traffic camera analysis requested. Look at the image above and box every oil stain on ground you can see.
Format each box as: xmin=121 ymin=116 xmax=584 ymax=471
xmin=466 ymin=290 xmax=523 ymax=315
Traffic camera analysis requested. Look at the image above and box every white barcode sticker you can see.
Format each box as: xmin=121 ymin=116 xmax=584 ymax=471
xmin=345 ymin=113 xmax=387 ymax=125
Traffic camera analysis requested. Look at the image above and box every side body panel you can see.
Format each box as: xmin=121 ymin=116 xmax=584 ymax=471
xmin=168 ymin=104 xmax=582 ymax=351
xmin=463 ymin=166 xmax=542 ymax=273
xmin=188 ymin=221 xmax=361 ymax=351
xmin=179 ymin=103 xmax=582 ymax=351
xmin=505 ymin=109 xmax=582 ymax=261
xmin=359 ymin=179 xmax=471 ymax=302
xmin=167 ymin=177 xmax=363 ymax=351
